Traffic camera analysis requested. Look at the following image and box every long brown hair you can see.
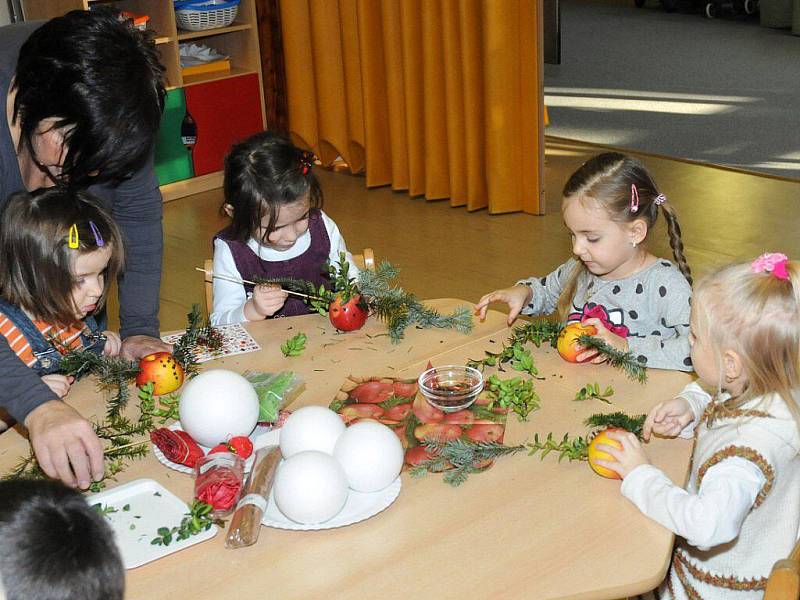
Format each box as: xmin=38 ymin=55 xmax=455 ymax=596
xmin=0 ymin=188 xmax=124 ymax=327
xmin=556 ymin=152 xmax=691 ymax=318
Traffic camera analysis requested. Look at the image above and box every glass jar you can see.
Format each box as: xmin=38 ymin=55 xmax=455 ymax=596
xmin=193 ymin=452 xmax=245 ymax=517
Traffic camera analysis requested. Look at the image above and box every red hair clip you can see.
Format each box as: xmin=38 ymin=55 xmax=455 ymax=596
xmin=300 ymin=152 xmax=314 ymax=175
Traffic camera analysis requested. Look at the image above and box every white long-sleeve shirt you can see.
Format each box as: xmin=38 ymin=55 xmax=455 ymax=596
xmin=621 ymin=383 xmax=766 ymax=550
xmin=210 ymin=210 xmax=356 ymax=325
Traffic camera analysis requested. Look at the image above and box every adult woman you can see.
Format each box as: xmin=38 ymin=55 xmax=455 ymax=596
xmin=0 ymin=8 xmax=170 ymax=488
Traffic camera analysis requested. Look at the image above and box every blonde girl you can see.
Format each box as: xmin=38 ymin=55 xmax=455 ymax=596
xmin=476 ymin=152 xmax=693 ymax=371
xmin=597 ymin=253 xmax=800 ymax=599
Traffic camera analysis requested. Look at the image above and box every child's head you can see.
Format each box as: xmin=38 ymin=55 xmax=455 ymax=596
xmin=692 ymin=253 xmax=800 ymax=419
xmin=0 ymin=479 xmax=124 ymax=600
xmin=222 ymin=131 xmax=322 ymax=250
xmin=557 ymin=152 xmax=691 ymax=316
xmin=0 ymin=188 xmax=123 ymax=327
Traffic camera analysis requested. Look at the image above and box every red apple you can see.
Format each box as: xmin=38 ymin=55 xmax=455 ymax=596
xmin=329 ymin=294 xmax=369 ymax=331
xmin=136 ymin=352 xmax=184 ymax=395
xmin=465 ymin=423 xmax=504 ymax=443
xmin=414 ymin=423 xmax=463 ymax=442
xmin=385 ymin=403 xmax=412 ymax=421
xmin=392 ymin=381 xmax=418 ymax=397
xmin=340 ymin=404 xmax=384 ymax=423
xmin=412 ymin=392 xmax=445 ymax=424
xmin=350 ymin=380 xmax=394 ymax=404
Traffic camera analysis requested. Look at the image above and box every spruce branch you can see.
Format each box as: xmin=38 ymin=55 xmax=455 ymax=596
xmin=576 ymin=334 xmax=648 ymax=384
xmin=585 ymin=412 xmax=646 ymax=439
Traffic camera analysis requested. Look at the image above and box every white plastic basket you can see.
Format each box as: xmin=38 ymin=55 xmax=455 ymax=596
xmin=174 ymin=0 xmax=239 ymax=31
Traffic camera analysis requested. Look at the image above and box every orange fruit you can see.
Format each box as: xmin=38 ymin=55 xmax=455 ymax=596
xmin=556 ymin=322 xmax=598 ymax=363
xmin=587 ymin=429 xmax=623 ymax=479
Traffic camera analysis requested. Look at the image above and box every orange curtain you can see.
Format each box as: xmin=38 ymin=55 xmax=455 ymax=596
xmin=280 ymin=0 xmax=544 ymax=214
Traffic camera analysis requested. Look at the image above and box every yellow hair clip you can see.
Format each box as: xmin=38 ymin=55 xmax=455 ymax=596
xmin=68 ymin=224 xmax=79 ymax=249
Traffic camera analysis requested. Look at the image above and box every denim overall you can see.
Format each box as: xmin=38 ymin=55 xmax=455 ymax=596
xmin=0 ymin=299 xmax=106 ymax=376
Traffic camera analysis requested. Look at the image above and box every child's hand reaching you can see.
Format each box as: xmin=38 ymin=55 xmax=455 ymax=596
xmin=102 ymin=331 xmax=122 ymax=356
xmin=475 ymin=285 xmax=533 ymax=325
xmin=593 ymin=429 xmax=651 ymax=479
xmin=41 ymin=374 xmax=74 ymax=398
xmin=245 ymin=284 xmax=289 ymax=320
xmin=643 ymin=396 xmax=694 ymax=441
xmin=577 ymin=317 xmax=629 ymax=364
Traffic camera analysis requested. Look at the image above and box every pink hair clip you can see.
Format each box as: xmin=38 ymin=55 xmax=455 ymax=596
xmin=751 ymin=252 xmax=790 ymax=280
xmin=654 ymin=193 xmax=667 ymax=206
xmin=630 ymin=184 xmax=639 ymax=213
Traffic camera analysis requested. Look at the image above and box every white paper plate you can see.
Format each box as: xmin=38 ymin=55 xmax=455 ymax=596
xmin=87 ymin=479 xmax=218 ymax=569
xmin=152 ymin=423 xmax=278 ymax=475
xmin=262 ymin=476 xmax=401 ymax=530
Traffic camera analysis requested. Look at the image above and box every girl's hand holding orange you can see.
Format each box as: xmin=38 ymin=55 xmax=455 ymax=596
xmin=642 ymin=396 xmax=693 ymax=441
xmin=592 ymin=429 xmax=651 ymax=479
xmin=246 ymin=283 xmax=289 ymax=320
xmin=577 ymin=317 xmax=629 ymax=363
xmin=474 ymin=284 xmax=532 ymax=325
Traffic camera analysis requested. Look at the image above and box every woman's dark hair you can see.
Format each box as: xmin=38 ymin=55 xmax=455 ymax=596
xmin=0 ymin=188 xmax=124 ymax=327
xmin=222 ymin=131 xmax=322 ymax=243
xmin=0 ymin=479 xmax=124 ymax=600
xmin=12 ymin=7 xmax=166 ymax=187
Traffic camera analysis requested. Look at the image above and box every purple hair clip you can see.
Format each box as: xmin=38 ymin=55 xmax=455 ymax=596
xmin=88 ymin=221 xmax=105 ymax=247
xmin=630 ymin=184 xmax=639 ymax=213
xmin=654 ymin=193 xmax=667 ymax=206
xmin=751 ymin=252 xmax=789 ymax=280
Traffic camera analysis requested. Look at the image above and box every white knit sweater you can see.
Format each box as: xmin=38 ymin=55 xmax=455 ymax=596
xmin=622 ymin=383 xmax=800 ymax=599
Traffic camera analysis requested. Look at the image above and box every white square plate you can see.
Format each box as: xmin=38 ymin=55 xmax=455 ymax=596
xmin=87 ymin=479 xmax=218 ymax=569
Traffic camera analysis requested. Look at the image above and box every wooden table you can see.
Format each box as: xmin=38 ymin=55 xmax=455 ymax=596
xmin=0 ymin=300 xmax=693 ymax=600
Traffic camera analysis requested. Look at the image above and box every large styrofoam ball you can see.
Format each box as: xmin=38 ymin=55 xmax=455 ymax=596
xmin=178 ymin=369 xmax=259 ymax=447
xmin=279 ymin=406 xmax=345 ymax=458
xmin=333 ymin=421 xmax=404 ymax=492
xmin=273 ymin=451 xmax=348 ymax=524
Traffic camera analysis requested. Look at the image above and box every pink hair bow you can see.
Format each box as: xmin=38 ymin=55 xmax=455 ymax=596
xmin=751 ymin=252 xmax=790 ymax=280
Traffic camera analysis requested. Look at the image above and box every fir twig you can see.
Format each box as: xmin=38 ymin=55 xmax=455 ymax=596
xmin=576 ymin=334 xmax=648 ymax=384
xmin=585 ymin=412 xmax=646 ymax=439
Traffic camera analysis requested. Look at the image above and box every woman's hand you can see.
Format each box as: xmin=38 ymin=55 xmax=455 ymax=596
xmin=24 ymin=400 xmax=105 ymax=489
xmin=120 ymin=335 xmax=173 ymax=360
xmin=474 ymin=284 xmax=533 ymax=325
xmin=245 ymin=284 xmax=288 ymax=320
xmin=102 ymin=331 xmax=122 ymax=357
xmin=577 ymin=317 xmax=629 ymax=364
xmin=40 ymin=374 xmax=74 ymax=398
xmin=593 ymin=429 xmax=650 ymax=479
xmin=643 ymin=396 xmax=694 ymax=441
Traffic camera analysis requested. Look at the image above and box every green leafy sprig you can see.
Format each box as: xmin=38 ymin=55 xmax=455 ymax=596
xmin=484 ymin=374 xmax=541 ymax=421
xmin=576 ymin=334 xmax=648 ymax=384
xmin=467 ymin=319 xmax=560 ymax=372
xmin=150 ymin=501 xmax=223 ymax=546
xmin=574 ymin=383 xmax=615 ymax=404
xmin=358 ymin=259 xmax=473 ymax=342
xmin=409 ymin=438 xmax=529 ymax=487
xmin=409 ymin=411 xmax=646 ymax=487
xmin=281 ymin=333 xmax=308 ymax=357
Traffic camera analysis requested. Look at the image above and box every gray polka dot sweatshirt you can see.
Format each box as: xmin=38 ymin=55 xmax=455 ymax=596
xmin=518 ymin=258 xmax=693 ymax=372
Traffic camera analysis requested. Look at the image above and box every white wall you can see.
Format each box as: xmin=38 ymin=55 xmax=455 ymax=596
xmin=0 ymin=2 xmax=11 ymax=26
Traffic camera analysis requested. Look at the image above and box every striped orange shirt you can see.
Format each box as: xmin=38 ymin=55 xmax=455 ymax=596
xmin=0 ymin=312 xmax=86 ymax=368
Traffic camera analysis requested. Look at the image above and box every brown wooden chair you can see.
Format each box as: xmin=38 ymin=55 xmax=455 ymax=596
xmin=765 ymin=537 xmax=800 ymax=600
xmin=204 ymin=249 xmax=375 ymax=315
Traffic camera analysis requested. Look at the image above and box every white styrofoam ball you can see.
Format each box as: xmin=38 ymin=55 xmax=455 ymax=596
xmin=178 ymin=369 xmax=259 ymax=447
xmin=333 ymin=421 xmax=404 ymax=492
xmin=273 ymin=451 xmax=348 ymax=524
xmin=279 ymin=405 xmax=346 ymax=458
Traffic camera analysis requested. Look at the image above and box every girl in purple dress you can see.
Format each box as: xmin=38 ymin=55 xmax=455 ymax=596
xmin=211 ymin=131 xmax=357 ymax=324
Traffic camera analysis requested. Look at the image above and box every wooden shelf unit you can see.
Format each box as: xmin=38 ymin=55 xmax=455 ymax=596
xmin=20 ymin=0 xmax=267 ymax=200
